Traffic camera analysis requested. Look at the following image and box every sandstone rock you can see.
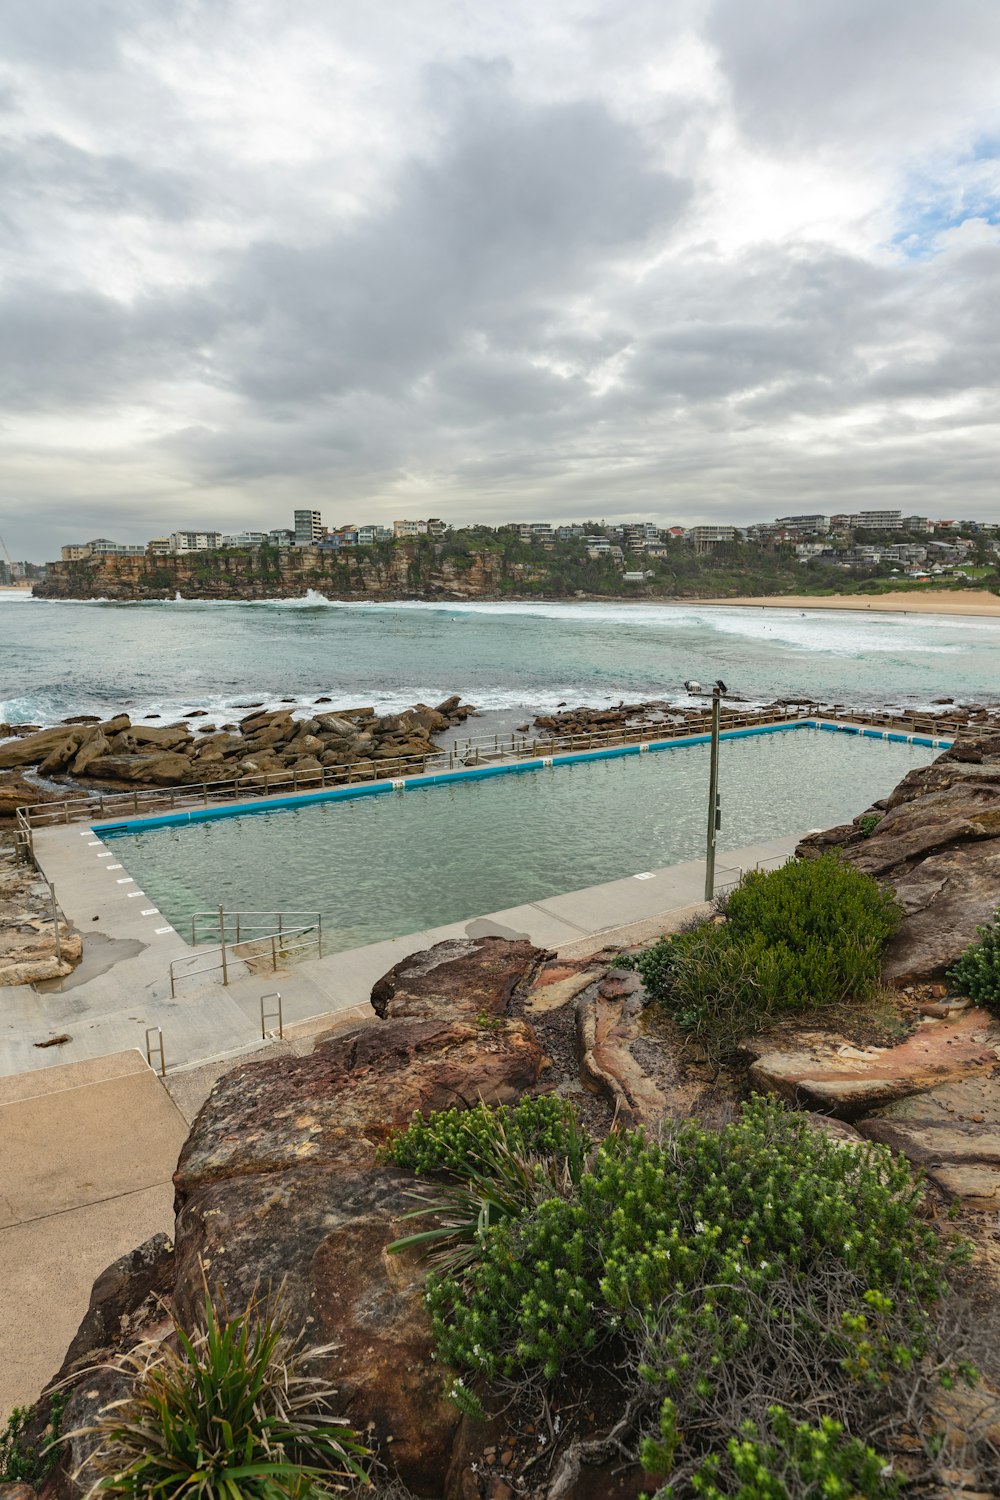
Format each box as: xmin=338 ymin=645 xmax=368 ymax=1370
xmin=525 ymin=960 xmax=600 ymax=1014
xmin=0 ymin=1484 xmax=37 ymax=1500
xmin=370 ymin=936 xmax=549 ymax=1022
xmin=0 ymin=726 xmax=78 ymax=769
xmin=410 ymin=704 xmax=450 ymax=733
xmin=172 ymin=1169 xmax=458 ymax=1493
xmin=0 ymin=772 xmax=61 ymax=818
xmin=798 ymin=738 xmax=1000 ymax=982
xmin=856 ymin=1074 xmax=1000 ymax=1208
xmin=576 ymin=988 xmax=666 ymax=1128
xmin=126 ymin=724 xmax=193 ymax=749
xmin=239 ymin=708 xmax=292 ymax=734
xmin=315 ymin=714 xmax=359 ymax=738
xmin=175 ymin=1017 xmax=543 ymax=1190
xmin=49 ymin=1233 xmax=175 ymax=1387
xmin=746 ymin=1011 xmax=1000 ymax=1118
xmin=84 ymin=752 xmax=195 ymax=785
xmin=70 ymin=729 xmax=110 ymax=775
xmin=98 ymin=714 xmax=131 ymax=736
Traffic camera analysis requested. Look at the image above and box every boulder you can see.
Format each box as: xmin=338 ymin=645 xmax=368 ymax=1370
xmin=746 ymin=1010 xmax=1000 ymax=1118
xmin=239 ymin=708 xmax=292 ymax=734
xmin=172 ymin=1169 xmax=458 ymax=1492
xmin=0 ymin=772 xmax=61 ymax=818
xmin=168 ymin=1008 xmax=544 ymax=1494
xmin=126 ymin=725 xmax=193 ymax=750
xmin=315 ymin=714 xmax=358 ymax=739
xmin=0 ymin=726 xmax=77 ymax=769
xmin=70 ymin=728 xmax=110 ymax=775
xmin=49 ymin=1233 xmax=175 ymax=1388
xmin=410 ymin=704 xmax=450 ymax=733
xmin=98 ymin=714 xmax=131 ymax=736
xmin=369 ymin=936 xmax=549 ymax=1022
xmin=175 ymin=1017 xmax=544 ymax=1190
xmin=84 ymin=752 xmax=195 ymax=785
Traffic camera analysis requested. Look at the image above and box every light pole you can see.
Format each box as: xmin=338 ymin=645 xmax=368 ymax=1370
xmin=704 ymin=682 xmax=723 ymax=900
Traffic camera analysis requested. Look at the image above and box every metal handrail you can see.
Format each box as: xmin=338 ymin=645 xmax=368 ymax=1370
xmin=12 ymin=704 xmax=968 ymax=846
xmin=188 ymin=908 xmax=321 ymax=945
xmin=169 ymin=919 xmax=322 ymax=997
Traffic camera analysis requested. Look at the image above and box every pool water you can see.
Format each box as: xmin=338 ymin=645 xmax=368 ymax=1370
xmin=101 ymin=730 xmax=933 ymax=951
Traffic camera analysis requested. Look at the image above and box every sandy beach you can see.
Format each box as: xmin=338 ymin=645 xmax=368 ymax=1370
xmin=696 ymin=589 xmax=1000 ymax=619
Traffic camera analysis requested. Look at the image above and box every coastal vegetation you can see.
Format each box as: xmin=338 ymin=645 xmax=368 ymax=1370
xmin=614 ymin=855 xmax=901 ymax=1056
xmin=71 ymin=1288 xmax=370 ymax=1498
xmin=384 ymin=1094 xmax=975 ymax=1497
xmin=948 ymin=911 xmax=1000 ymax=1012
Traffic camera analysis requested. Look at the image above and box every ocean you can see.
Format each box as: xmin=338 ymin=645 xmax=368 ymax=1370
xmin=3 ymin=593 xmax=998 ymax=726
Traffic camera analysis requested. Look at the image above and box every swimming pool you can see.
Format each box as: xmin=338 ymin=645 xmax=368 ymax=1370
xmin=97 ymin=727 xmax=933 ymax=952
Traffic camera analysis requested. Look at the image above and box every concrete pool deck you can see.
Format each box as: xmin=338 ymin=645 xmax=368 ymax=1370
xmin=0 ymin=827 xmax=802 ymax=1079
xmin=0 ymin=1049 xmax=189 ymax=1418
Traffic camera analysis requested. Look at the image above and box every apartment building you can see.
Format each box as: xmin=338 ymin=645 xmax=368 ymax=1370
xmin=171 ymin=531 xmax=223 ymax=553
xmin=687 ymin=525 xmax=736 ymax=553
xmin=61 ymin=538 xmax=145 ymax=560
xmin=294 ymin=509 xmax=324 ymax=546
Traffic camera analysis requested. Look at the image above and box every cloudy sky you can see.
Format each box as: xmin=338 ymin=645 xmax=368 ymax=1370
xmin=2 ymin=0 xmax=999 ymax=558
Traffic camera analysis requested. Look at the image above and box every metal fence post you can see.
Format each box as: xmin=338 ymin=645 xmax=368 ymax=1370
xmin=218 ymin=905 xmax=228 ymax=985
xmin=49 ymin=881 xmax=61 ymax=966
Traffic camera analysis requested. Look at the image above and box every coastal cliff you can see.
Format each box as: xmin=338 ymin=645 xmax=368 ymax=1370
xmin=31 ymin=531 xmax=898 ymax=602
xmin=32 ymin=543 xmax=537 ymax=602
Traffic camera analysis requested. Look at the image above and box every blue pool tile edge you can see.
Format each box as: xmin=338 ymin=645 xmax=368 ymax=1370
xmin=92 ymin=718 xmax=952 ymax=837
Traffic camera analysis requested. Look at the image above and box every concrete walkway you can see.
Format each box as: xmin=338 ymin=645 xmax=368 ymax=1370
xmin=0 ymin=1050 xmax=189 ymax=1419
xmin=1 ymin=830 xmax=801 ymax=1079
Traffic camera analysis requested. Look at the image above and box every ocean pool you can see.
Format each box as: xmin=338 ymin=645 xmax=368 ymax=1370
xmin=98 ymin=728 xmax=934 ymax=952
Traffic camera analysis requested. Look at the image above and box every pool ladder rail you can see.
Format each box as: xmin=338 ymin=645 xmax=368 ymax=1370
xmin=168 ymin=907 xmax=322 ymax=997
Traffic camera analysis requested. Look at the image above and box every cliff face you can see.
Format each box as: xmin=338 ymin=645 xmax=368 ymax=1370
xmin=33 ymin=546 xmax=542 ymax=601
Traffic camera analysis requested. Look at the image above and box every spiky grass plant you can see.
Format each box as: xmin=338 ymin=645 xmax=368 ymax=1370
xmin=72 ymin=1287 xmax=369 ymax=1498
xmin=386 ymin=1095 xmax=590 ymax=1274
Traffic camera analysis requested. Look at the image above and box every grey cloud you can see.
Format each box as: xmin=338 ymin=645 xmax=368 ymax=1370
xmin=218 ymin=79 xmax=691 ymax=403
xmin=0 ymin=133 xmax=195 ymax=220
xmin=708 ymin=0 xmax=1000 ymax=150
xmin=0 ymin=281 xmax=216 ymax=409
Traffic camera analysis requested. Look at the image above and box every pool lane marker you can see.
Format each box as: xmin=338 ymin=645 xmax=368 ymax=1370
xmin=154 ymin=926 xmax=172 ymax=935
xmin=141 ymin=908 xmax=159 ymax=916
xmin=116 ymin=877 xmax=134 ymax=884
xmin=127 ymin=890 xmax=145 ymax=897
xmin=107 ymin=863 xmax=123 ymax=870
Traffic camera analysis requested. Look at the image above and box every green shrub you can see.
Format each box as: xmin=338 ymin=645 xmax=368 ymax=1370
xmin=858 ymin=813 xmax=882 ymax=838
xmin=72 ymin=1288 xmax=369 ymax=1498
xmin=425 ymin=1096 xmax=952 ymax=1387
xmin=385 ymin=1096 xmax=590 ymax=1277
xmin=626 ymin=858 xmax=901 ymax=1053
xmin=642 ymin=1403 xmax=898 ymax=1500
xmin=0 ymin=1395 xmax=66 ymax=1485
xmin=721 ymin=855 xmax=900 ymax=960
xmin=948 ymin=911 xmax=1000 ymax=1010
xmin=382 ymin=1094 xmax=590 ymax=1180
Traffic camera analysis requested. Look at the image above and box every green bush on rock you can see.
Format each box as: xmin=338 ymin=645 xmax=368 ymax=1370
xmin=948 ymin=910 xmax=1000 ymax=1010
xmin=616 ymin=855 xmax=901 ymax=1053
xmin=642 ymin=1404 xmax=899 ymax=1500
xmin=386 ymin=1094 xmax=976 ymax=1493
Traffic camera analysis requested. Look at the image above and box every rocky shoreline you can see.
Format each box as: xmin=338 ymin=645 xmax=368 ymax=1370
xmin=0 ymin=695 xmax=477 ymax=803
